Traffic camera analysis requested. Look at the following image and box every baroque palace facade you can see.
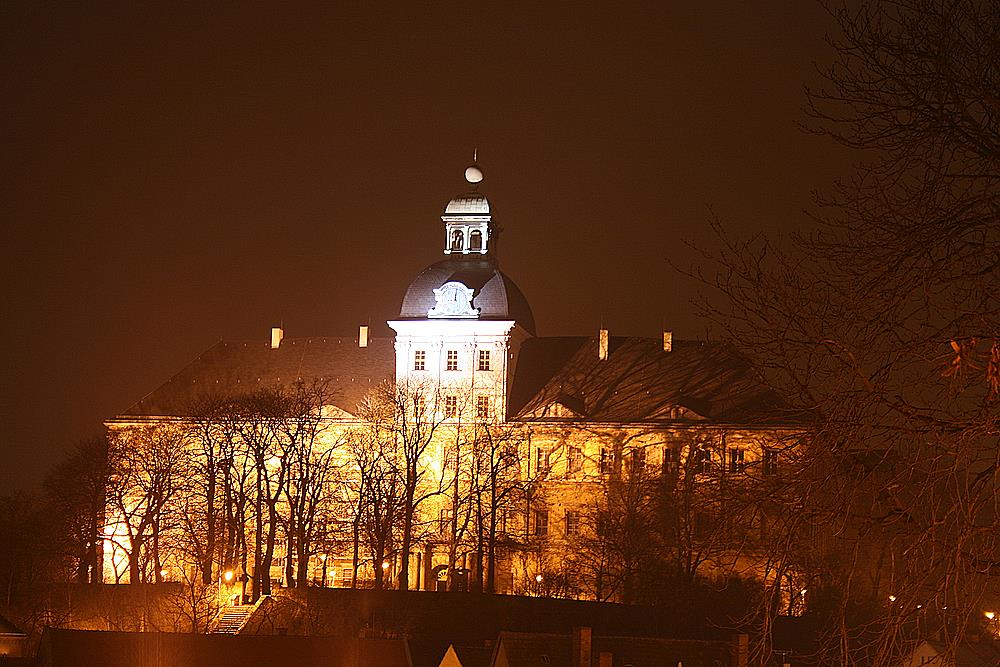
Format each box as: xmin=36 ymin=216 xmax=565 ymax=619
xmin=104 ymin=164 xmax=798 ymax=602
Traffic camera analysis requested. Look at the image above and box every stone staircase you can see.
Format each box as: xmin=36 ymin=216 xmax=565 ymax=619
xmin=212 ymin=604 xmax=255 ymax=634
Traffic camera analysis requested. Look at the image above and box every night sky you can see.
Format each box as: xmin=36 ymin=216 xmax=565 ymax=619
xmin=2 ymin=2 xmax=852 ymax=492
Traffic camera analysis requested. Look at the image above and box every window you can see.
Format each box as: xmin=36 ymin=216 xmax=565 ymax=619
xmin=438 ymin=507 xmax=452 ymax=535
xmin=565 ymin=510 xmax=580 ymax=536
xmin=476 ymin=395 xmax=490 ymax=420
xmin=446 ymin=350 xmax=459 ymax=371
xmin=536 ymin=447 xmax=550 ymax=474
xmin=478 ymin=349 xmax=491 ymax=371
xmin=763 ymin=449 xmax=778 ymax=476
xmin=694 ymin=448 xmax=712 ymax=475
xmin=729 ymin=448 xmax=745 ymax=473
xmin=413 ymin=350 xmax=426 ymax=371
xmin=534 ymin=510 xmax=549 ymax=537
xmin=662 ymin=447 xmax=676 ymax=475
xmin=629 ymin=449 xmax=646 ymax=476
xmin=340 ymin=567 xmax=354 ymax=585
xmin=414 ymin=396 xmax=426 ymax=420
xmin=451 ymin=229 xmax=464 ymax=251
xmin=599 ymin=447 xmax=616 ymax=475
xmin=568 ymin=446 xmax=583 ymax=474
xmin=470 ymin=229 xmax=482 ymax=251
xmin=444 ymin=395 xmax=458 ymax=418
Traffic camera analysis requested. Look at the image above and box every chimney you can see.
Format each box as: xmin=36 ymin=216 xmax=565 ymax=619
xmin=731 ymin=633 xmax=748 ymax=667
xmin=359 ymin=325 xmax=369 ymax=348
xmin=572 ymin=627 xmax=592 ymax=667
xmin=597 ymin=652 xmax=612 ymax=667
xmin=598 ymin=329 xmax=609 ymax=360
xmin=663 ymin=330 xmax=673 ymax=352
xmin=270 ymin=327 xmax=284 ymax=349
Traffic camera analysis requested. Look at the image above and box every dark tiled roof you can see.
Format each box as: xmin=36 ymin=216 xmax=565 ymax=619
xmin=508 ymin=336 xmax=789 ymax=424
xmin=495 ymin=632 xmax=572 ymax=667
xmin=925 ymin=639 xmax=1000 ymax=667
xmin=397 ymin=258 xmax=536 ymax=335
xmin=494 ymin=632 xmax=734 ymax=667
xmin=0 ymin=613 xmax=25 ymax=636
xmin=119 ymin=337 xmax=395 ymax=419
xmin=38 ymin=628 xmax=409 ymax=667
xmin=594 ymin=635 xmax=733 ymax=667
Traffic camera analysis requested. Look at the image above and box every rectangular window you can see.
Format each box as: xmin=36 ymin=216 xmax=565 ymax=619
xmin=729 ymin=448 xmax=745 ymax=473
xmin=413 ymin=350 xmax=426 ymax=371
xmin=763 ymin=449 xmax=778 ymax=476
xmin=340 ymin=567 xmax=353 ymax=584
xmin=476 ymin=395 xmax=489 ymax=420
xmin=599 ymin=447 xmax=615 ymax=475
xmin=534 ymin=510 xmax=549 ymax=537
xmin=444 ymin=395 xmax=458 ymax=418
xmin=662 ymin=447 xmax=676 ymax=475
xmin=438 ymin=507 xmax=452 ymax=535
xmin=629 ymin=449 xmax=646 ymax=476
xmin=694 ymin=448 xmax=712 ymax=475
xmin=536 ymin=447 xmax=550 ymax=474
xmin=565 ymin=510 xmax=580 ymax=536
xmin=446 ymin=350 xmax=459 ymax=371
xmin=568 ymin=446 xmax=583 ymax=473
xmin=414 ymin=396 xmax=426 ymax=420
xmin=478 ymin=349 xmax=491 ymax=371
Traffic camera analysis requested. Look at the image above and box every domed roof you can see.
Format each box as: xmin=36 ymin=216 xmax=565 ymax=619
xmin=398 ymin=258 xmax=535 ymax=334
xmin=444 ymin=192 xmax=491 ymax=215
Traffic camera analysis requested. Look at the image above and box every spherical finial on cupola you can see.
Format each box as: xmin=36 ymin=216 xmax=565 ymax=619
xmin=465 ymin=164 xmax=484 ymax=185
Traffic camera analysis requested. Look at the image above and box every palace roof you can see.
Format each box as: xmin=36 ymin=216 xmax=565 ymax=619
xmin=118 ymin=336 xmax=396 ymax=419
xmin=508 ymin=336 xmax=788 ymax=424
xmin=117 ymin=334 xmax=788 ymax=426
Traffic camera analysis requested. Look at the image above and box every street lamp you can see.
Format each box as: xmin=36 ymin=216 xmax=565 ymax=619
xmin=223 ymin=570 xmax=234 ymax=582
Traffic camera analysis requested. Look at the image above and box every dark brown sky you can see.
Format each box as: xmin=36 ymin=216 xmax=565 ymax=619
xmin=1 ymin=2 xmax=851 ymax=492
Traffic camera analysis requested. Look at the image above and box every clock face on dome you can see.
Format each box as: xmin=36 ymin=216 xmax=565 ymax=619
xmin=428 ymin=281 xmax=480 ymax=319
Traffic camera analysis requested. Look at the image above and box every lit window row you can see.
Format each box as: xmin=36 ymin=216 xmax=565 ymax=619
xmin=412 ymin=349 xmax=492 ymax=372
xmin=531 ymin=446 xmax=779 ymax=476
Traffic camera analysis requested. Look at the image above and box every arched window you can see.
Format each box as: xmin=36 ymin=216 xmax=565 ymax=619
xmin=451 ymin=229 xmax=464 ymax=251
xmin=469 ymin=230 xmax=482 ymax=251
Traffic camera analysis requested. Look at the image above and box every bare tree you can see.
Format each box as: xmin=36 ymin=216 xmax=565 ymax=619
xmin=695 ymin=1 xmax=1000 ymax=663
xmin=44 ymin=436 xmax=109 ymax=584
xmin=106 ymin=425 xmax=189 ymax=584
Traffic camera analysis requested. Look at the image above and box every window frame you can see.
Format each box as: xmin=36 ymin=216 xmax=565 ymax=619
xmin=413 ymin=349 xmax=426 ymax=371
xmin=446 ymin=349 xmax=459 ymax=371
xmin=478 ymin=349 xmax=491 ymax=371
xmin=444 ymin=395 xmax=458 ymax=418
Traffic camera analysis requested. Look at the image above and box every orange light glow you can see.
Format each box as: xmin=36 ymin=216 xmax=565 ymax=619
xmin=223 ymin=570 xmax=234 ymax=582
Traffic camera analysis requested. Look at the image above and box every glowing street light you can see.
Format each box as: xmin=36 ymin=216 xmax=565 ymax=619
xmin=535 ymin=574 xmax=543 ymax=583
xmin=986 ymin=611 xmax=996 ymax=620
xmin=382 ymin=561 xmax=390 ymax=571
xmin=223 ymin=570 xmax=234 ymax=583
xmin=888 ymin=595 xmax=897 ymax=603
xmin=159 ymin=569 xmax=168 ymax=580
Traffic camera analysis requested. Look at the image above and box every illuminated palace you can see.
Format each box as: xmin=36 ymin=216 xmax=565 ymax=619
xmin=105 ymin=163 xmax=797 ymax=601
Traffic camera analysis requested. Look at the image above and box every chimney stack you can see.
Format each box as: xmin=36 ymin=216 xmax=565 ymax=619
xmin=663 ymin=330 xmax=673 ymax=352
xmin=270 ymin=327 xmax=284 ymax=349
xmin=598 ymin=329 xmax=609 ymax=360
xmin=731 ymin=633 xmax=748 ymax=667
xmin=359 ymin=325 xmax=369 ymax=348
xmin=572 ymin=627 xmax=592 ymax=667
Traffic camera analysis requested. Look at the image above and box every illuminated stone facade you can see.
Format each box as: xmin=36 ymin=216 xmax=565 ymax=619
xmin=105 ymin=165 xmax=798 ymax=600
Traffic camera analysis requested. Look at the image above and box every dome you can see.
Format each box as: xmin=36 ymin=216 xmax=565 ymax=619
xmin=398 ymin=258 xmax=536 ymax=335
xmin=444 ymin=192 xmax=491 ymax=216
